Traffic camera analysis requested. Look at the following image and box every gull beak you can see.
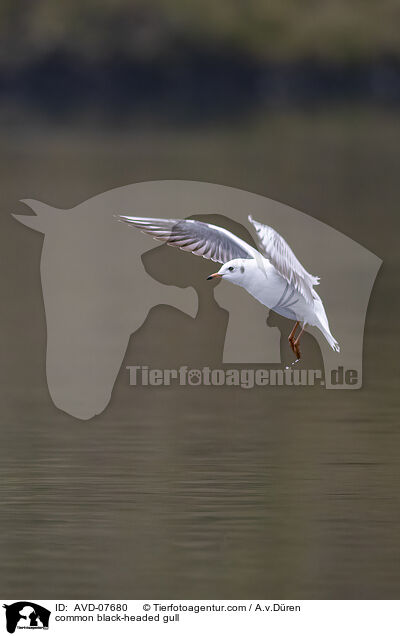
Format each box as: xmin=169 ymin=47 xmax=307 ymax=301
xmin=207 ymin=272 xmax=222 ymax=280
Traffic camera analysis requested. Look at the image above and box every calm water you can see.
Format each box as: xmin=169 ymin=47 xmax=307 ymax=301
xmin=1 ymin=107 xmax=399 ymax=598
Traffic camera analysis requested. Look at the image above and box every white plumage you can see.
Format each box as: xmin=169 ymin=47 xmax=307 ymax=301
xmin=118 ymin=214 xmax=340 ymax=359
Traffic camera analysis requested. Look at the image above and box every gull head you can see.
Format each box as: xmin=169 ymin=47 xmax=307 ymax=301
xmin=207 ymin=258 xmax=251 ymax=286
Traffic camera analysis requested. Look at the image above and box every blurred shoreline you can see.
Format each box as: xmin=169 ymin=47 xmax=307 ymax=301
xmin=1 ymin=56 xmax=399 ymax=126
xmin=2 ymin=0 xmax=400 ymax=122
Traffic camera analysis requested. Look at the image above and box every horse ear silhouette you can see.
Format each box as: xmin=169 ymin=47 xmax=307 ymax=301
xmin=12 ymin=199 xmax=62 ymax=233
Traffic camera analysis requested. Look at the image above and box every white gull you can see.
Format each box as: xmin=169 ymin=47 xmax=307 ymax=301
xmin=118 ymin=214 xmax=340 ymax=360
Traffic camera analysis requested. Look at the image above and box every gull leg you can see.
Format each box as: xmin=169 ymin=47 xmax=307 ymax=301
xmin=293 ymin=324 xmax=306 ymax=360
xmin=288 ymin=321 xmax=299 ymax=356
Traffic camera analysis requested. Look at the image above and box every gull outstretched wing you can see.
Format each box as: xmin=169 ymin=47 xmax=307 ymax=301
xmin=248 ymin=215 xmax=320 ymax=304
xmin=118 ymin=216 xmax=257 ymax=264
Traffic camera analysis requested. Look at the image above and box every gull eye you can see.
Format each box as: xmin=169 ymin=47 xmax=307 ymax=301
xmin=228 ymin=266 xmax=234 ymax=271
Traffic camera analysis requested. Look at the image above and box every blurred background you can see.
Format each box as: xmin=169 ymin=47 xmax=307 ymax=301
xmin=0 ymin=0 xmax=400 ymax=122
xmin=1 ymin=0 xmax=399 ymax=600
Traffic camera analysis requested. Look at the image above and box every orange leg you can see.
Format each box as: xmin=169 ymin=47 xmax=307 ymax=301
xmin=293 ymin=324 xmax=306 ymax=360
xmin=288 ymin=321 xmax=299 ymax=355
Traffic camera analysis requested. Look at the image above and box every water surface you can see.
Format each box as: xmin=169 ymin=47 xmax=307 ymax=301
xmin=1 ymin=107 xmax=399 ymax=598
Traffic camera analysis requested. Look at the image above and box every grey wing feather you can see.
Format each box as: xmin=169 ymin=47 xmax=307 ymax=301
xmin=118 ymin=216 xmax=256 ymax=264
xmin=248 ymin=215 xmax=320 ymax=304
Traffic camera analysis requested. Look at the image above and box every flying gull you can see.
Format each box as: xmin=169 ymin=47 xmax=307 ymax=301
xmin=118 ymin=214 xmax=340 ymax=359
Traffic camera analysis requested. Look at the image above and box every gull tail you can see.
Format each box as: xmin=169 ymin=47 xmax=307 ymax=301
xmin=321 ymin=328 xmax=340 ymax=352
xmin=313 ymin=290 xmax=340 ymax=352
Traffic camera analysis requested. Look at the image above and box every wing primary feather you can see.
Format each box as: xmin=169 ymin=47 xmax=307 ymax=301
xmin=118 ymin=215 xmax=256 ymax=264
xmin=248 ymin=214 xmax=319 ymax=304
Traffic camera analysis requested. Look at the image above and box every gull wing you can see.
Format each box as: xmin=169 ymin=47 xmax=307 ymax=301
xmin=248 ymin=215 xmax=320 ymax=304
xmin=118 ymin=216 xmax=257 ymax=264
